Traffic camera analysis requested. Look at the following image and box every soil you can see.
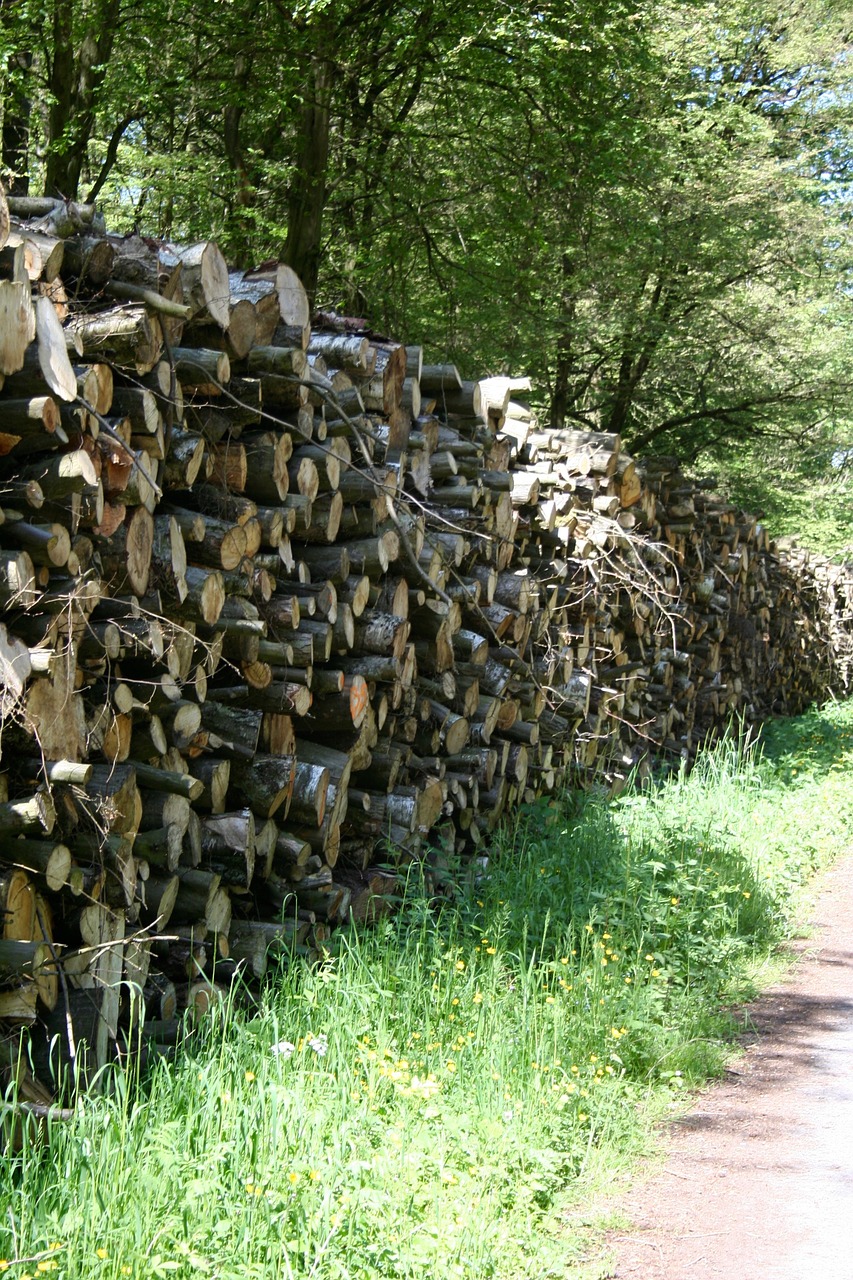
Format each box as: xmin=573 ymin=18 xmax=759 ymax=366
xmin=583 ymin=852 xmax=853 ymax=1279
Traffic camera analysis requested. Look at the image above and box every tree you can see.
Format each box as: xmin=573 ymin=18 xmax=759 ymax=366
xmin=1 ymin=0 xmax=852 ymax=474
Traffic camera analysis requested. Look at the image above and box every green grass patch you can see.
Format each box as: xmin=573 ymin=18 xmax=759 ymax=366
xmin=3 ymin=702 xmax=853 ymax=1279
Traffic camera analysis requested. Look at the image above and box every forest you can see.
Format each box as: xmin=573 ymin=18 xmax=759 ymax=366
xmin=2 ymin=0 xmax=853 ymax=514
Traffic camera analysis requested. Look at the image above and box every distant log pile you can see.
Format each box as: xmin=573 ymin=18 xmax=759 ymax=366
xmin=1 ymin=182 xmax=852 ymax=1093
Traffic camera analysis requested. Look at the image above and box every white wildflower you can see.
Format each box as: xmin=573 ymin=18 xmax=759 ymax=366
xmin=409 ymin=1075 xmax=439 ymax=1100
xmin=307 ymin=1033 xmax=328 ymax=1057
xmin=271 ymin=1040 xmax=297 ymax=1058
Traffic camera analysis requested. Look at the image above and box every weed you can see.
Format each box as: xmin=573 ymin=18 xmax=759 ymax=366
xmin=1 ymin=703 xmax=852 ymax=1278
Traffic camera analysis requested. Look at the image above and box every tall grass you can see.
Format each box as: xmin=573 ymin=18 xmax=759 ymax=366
xmin=3 ymin=701 xmax=853 ymax=1279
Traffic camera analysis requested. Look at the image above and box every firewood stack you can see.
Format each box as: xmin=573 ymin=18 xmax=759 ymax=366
xmin=1 ymin=181 xmax=852 ymax=1090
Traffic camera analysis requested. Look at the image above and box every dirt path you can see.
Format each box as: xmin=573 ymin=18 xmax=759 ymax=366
xmin=585 ymin=852 xmax=853 ymax=1279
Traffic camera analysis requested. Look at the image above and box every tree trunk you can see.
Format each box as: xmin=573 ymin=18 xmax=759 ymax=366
xmin=550 ymin=254 xmax=577 ymax=430
xmin=44 ymin=0 xmax=121 ymax=200
xmin=284 ymin=56 xmax=333 ymax=304
xmin=2 ymin=52 xmax=33 ymax=194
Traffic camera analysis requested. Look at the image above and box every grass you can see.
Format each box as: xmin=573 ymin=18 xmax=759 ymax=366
xmin=3 ymin=700 xmax=853 ymax=1279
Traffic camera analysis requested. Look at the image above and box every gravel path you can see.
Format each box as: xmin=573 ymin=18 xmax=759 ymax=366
xmin=588 ymin=853 xmax=853 ymax=1279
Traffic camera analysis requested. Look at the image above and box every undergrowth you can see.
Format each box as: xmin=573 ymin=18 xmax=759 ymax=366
xmin=2 ymin=701 xmax=853 ymax=1279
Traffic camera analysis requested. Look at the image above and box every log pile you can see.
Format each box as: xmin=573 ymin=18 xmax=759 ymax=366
xmin=1 ymin=182 xmax=852 ymax=1092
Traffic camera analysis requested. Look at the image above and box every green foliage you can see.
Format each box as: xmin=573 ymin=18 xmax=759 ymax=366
xmin=3 ymin=702 xmax=853 ymax=1278
xmin=696 ymin=429 xmax=853 ymax=557
xmin=4 ymin=0 xmax=853 ymax=469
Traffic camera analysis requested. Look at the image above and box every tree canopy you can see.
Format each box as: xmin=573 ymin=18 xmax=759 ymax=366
xmin=3 ymin=0 xmax=853 ymax=469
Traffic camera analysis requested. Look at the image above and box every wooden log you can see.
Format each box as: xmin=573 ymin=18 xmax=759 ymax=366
xmin=0 ymin=548 xmax=37 ymax=606
xmin=308 ymin=332 xmax=372 ymax=372
xmin=173 ymin=346 xmax=230 ymax=391
xmin=0 ymin=280 xmax=35 ymax=376
xmin=85 ymin=764 xmax=141 ymax=835
xmin=225 ymin=919 xmax=304 ymax=978
xmin=185 ymin=296 xmax=257 ymax=358
xmin=170 ymin=869 xmax=223 ymax=927
xmin=353 ymin=611 xmax=410 ymax=659
xmin=133 ymin=826 xmax=184 ymax=875
xmin=3 ymin=520 xmax=71 ymax=572
xmin=241 ymin=431 xmax=292 ymax=503
xmin=199 ymin=702 xmax=263 ymax=757
xmin=0 ymin=396 xmax=61 ymax=443
xmin=162 ymin=429 xmax=207 ymax=490
xmin=232 ymin=262 xmax=310 ymax=349
xmin=0 ymin=869 xmax=36 ymax=938
xmin=161 ymin=242 xmax=231 ymax=330
xmin=0 ymin=938 xmax=54 ymax=982
xmin=96 ymin=505 xmax=154 ymax=596
xmin=139 ymin=870 xmax=179 ymax=931
xmin=143 ymin=970 xmax=179 ymax=1021
xmin=0 ymin=837 xmax=71 ymax=891
xmin=56 ymin=233 xmax=115 ymax=287
xmin=200 ymin=811 xmax=256 ymax=886
xmin=186 ymin=516 xmax=247 ymax=571
xmin=292 ymin=543 xmax=350 ymax=583
xmin=0 ymin=793 xmax=55 ymax=837
xmin=229 ymin=754 xmax=296 ymax=819
xmin=0 ymin=624 xmax=33 ymax=714
xmin=17 ymin=447 xmax=99 ymax=501
xmin=66 ymin=304 xmax=162 ymax=373
xmin=187 ymin=758 xmax=231 ymax=814
xmin=182 ymin=566 xmax=226 ymax=624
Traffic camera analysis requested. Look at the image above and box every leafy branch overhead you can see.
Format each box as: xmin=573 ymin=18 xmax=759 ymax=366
xmin=2 ymin=0 xmax=853 ymax=465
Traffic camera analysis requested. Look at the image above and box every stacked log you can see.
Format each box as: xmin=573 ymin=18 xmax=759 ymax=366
xmin=1 ymin=185 xmax=853 ymax=1094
